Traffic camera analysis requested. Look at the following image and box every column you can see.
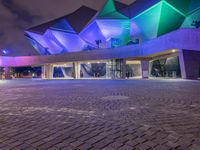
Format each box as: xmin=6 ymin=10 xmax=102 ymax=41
xmin=41 ymin=65 xmax=45 ymax=79
xmin=179 ymin=49 xmax=200 ymax=80
xmin=73 ymin=62 xmax=80 ymax=79
xmin=121 ymin=59 xmax=127 ymax=79
xmin=42 ymin=64 xmax=53 ymax=79
xmin=141 ymin=61 xmax=149 ymax=79
xmin=179 ymin=49 xmax=186 ymax=79
xmin=106 ymin=61 xmax=111 ymax=79
xmin=4 ymin=67 xmax=12 ymax=79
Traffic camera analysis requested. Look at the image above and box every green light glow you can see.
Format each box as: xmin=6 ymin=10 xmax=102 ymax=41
xmin=132 ymin=2 xmax=162 ymax=20
xmin=98 ymin=0 xmax=116 ymax=17
xmin=131 ymin=1 xmax=186 ymax=41
xmin=98 ymin=11 xmax=128 ymax=19
xmin=98 ymin=0 xmax=127 ymax=19
xmin=164 ymin=0 xmax=190 ymax=15
xmin=181 ymin=9 xmax=200 ymax=28
xmin=131 ymin=2 xmax=162 ymax=41
xmin=163 ymin=1 xmax=186 ymax=17
xmin=188 ymin=0 xmax=200 ymax=15
xmin=158 ymin=1 xmax=185 ymax=36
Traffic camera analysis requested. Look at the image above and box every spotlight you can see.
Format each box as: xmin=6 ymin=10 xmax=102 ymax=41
xmin=172 ymin=49 xmax=176 ymax=53
xmin=2 ymin=49 xmax=8 ymax=55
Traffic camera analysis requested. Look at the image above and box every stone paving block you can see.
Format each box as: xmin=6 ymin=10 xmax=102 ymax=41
xmin=118 ymin=145 xmax=134 ymax=150
xmin=109 ymin=141 xmax=124 ymax=149
xmin=143 ymin=141 xmax=158 ymax=148
xmin=154 ymin=145 xmax=171 ymax=150
xmin=70 ymin=140 xmax=84 ymax=147
xmin=77 ymin=143 xmax=92 ymax=150
xmin=135 ymin=144 xmax=151 ymax=150
xmin=61 ymin=145 xmax=76 ymax=150
xmin=102 ymin=147 xmax=116 ymax=150
xmin=189 ymin=144 xmax=200 ymax=150
xmin=0 ymin=80 xmax=199 ymax=150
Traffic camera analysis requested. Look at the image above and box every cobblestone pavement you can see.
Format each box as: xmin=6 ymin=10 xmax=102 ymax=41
xmin=0 ymin=79 xmax=200 ymax=150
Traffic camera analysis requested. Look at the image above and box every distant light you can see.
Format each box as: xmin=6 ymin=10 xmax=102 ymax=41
xmin=87 ymin=62 xmax=91 ymax=65
xmin=2 ymin=49 xmax=8 ymax=55
xmin=97 ymin=61 xmax=100 ymax=64
xmin=172 ymin=49 xmax=176 ymax=53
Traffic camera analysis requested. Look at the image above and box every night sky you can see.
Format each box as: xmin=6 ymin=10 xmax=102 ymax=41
xmin=0 ymin=0 xmax=135 ymax=56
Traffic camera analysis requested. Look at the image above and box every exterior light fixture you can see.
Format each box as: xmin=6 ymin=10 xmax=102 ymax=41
xmin=172 ymin=49 xmax=176 ymax=53
xmin=2 ymin=49 xmax=8 ymax=55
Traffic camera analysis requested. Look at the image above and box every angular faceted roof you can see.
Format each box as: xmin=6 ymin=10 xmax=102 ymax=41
xmin=114 ymin=1 xmax=128 ymax=11
xmin=64 ymin=6 xmax=97 ymax=33
xmin=118 ymin=0 xmax=160 ymax=18
xmin=97 ymin=0 xmax=128 ymax=19
xmin=188 ymin=0 xmax=200 ymax=14
xmin=27 ymin=6 xmax=97 ymax=34
xmin=25 ymin=0 xmax=198 ymax=56
xmin=28 ymin=19 xmax=60 ymax=35
xmin=119 ymin=0 xmax=190 ymax=19
xmin=130 ymin=0 xmax=190 ymax=41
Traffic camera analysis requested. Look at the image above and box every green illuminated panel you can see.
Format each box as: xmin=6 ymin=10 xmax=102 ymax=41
xmin=158 ymin=2 xmax=185 ymax=36
xmin=98 ymin=0 xmax=127 ymax=19
xmin=188 ymin=0 xmax=200 ymax=14
xmin=164 ymin=0 xmax=190 ymax=15
xmin=98 ymin=0 xmax=116 ymax=17
xmin=131 ymin=1 xmax=186 ymax=41
xmin=181 ymin=9 xmax=200 ymax=28
xmin=131 ymin=2 xmax=162 ymax=41
xmin=98 ymin=11 xmax=128 ymax=19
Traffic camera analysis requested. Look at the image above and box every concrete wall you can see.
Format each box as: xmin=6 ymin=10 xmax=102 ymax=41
xmin=179 ymin=50 xmax=200 ymax=80
xmin=0 ymin=29 xmax=200 ymax=67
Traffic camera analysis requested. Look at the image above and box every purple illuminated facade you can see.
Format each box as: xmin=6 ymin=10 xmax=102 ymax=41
xmin=0 ymin=0 xmax=200 ymax=80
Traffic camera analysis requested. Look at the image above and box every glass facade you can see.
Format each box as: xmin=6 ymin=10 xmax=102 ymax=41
xmin=80 ymin=62 xmax=107 ymax=79
xmin=53 ymin=64 xmax=73 ymax=79
xmin=126 ymin=61 xmax=141 ymax=78
xmin=79 ymin=60 xmax=141 ymax=79
xmin=149 ymin=56 xmax=181 ymax=78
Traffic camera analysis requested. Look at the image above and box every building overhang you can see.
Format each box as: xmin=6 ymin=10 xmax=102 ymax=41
xmin=0 ymin=28 xmax=200 ymax=67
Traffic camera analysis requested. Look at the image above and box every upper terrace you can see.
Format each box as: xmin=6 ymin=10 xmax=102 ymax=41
xmin=0 ymin=28 xmax=199 ymax=67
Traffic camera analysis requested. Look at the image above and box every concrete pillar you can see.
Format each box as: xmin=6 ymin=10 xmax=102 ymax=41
xmin=106 ymin=61 xmax=113 ymax=79
xmin=179 ymin=50 xmax=186 ymax=79
xmin=141 ymin=61 xmax=149 ymax=79
xmin=4 ymin=67 xmax=12 ymax=79
xmin=41 ymin=65 xmax=45 ymax=79
xmin=73 ymin=62 xmax=80 ymax=79
xmin=179 ymin=49 xmax=200 ymax=80
xmin=121 ymin=59 xmax=127 ymax=79
xmin=42 ymin=64 xmax=53 ymax=79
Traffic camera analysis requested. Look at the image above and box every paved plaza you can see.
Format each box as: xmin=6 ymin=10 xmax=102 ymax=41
xmin=0 ymin=79 xmax=200 ymax=150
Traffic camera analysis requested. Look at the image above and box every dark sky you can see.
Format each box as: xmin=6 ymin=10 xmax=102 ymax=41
xmin=0 ymin=0 xmax=135 ymax=56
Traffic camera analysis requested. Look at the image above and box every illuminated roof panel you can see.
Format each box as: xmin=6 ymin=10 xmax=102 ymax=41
xmin=50 ymin=30 xmax=87 ymax=53
xmin=79 ymin=21 xmax=107 ymax=48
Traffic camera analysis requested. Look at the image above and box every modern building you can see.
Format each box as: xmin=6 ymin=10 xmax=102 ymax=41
xmin=1 ymin=0 xmax=200 ymax=80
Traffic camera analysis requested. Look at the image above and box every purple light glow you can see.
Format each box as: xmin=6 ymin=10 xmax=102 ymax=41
xmin=96 ymin=19 xmax=130 ymax=45
xmin=51 ymin=30 xmax=87 ymax=52
xmin=26 ymin=31 xmax=63 ymax=54
xmin=2 ymin=50 xmax=8 ymax=54
xmin=79 ymin=21 xmax=107 ymax=48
